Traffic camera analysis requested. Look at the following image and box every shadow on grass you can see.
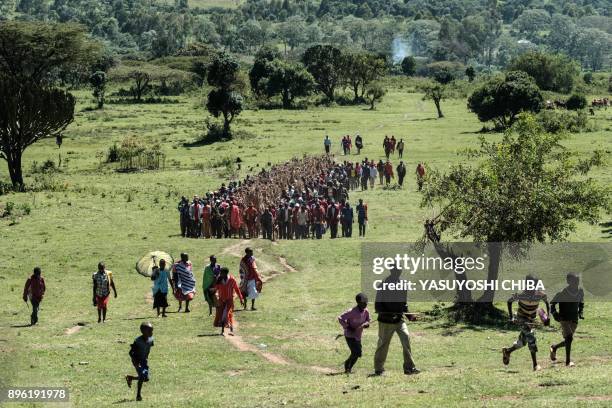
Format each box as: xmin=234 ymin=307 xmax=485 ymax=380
xmin=197 ymin=333 xmax=222 ymax=337
xmin=113 ymin=398 xmax=133 ymax=404
xmin=326 ymin=371 xmax=349 ymax=377
xmin=10 ymin=324 xmax=31 ymax=328
xmin=460 ymin=127 xmax=501 ymax=135
xmin=183 ymin=138 xmax=228 ymax=148
xmin=408 ymin=117 xmax=438 ymax=122
xmin=424 ymin=303 xmax=514 ymax=330
xmin=600 ymin=221 xmax=611 ymax=238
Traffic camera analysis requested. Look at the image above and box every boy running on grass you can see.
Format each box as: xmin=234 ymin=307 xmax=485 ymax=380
xmin=126 ymin=322 xmax=154 ymax=401
xmin=338 ymin=293 xmax=370 ymax=373
xmin=550 ymin=273 xmax=584 ymax=367
xmin=502 ymin=274 xmax=550 ymax=371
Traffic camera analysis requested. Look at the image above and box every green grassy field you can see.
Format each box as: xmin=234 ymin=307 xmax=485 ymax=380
xmin=0 ymin=85 xmax=611 ymax=407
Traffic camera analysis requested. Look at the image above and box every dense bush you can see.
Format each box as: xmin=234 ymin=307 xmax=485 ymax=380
xmin=468 ymin=71 xmax=543 ymax=129
xmin=508 ymin=52 xmax=579 ymax=94
xmin=115 ymin=137 xmax=165 ymax=171
xmin=30 ymin=159 xmax=58 ymax=174
xmin=419 ymin=61 xmax=465 ymax=82
xmin=537 ymin=110 xmax=591 ymax=133
xmin=566 ymin=94 xmax=587 ymax=111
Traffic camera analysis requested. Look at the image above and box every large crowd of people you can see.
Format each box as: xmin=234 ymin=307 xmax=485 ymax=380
xmin=178 ymin=155 xmax=371 ymax=240
xmin=177 ymin=142 xmax=429 ymax=241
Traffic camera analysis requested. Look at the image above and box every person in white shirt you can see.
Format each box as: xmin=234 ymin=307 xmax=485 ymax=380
xmin=369 ymin=164 xmax=377 ymax=189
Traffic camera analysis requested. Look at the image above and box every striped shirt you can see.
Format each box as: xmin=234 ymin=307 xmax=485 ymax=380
xmin=510 ymin=290 xmax=548 ymax=322
xmin=173 ymin=261 xmax=196 ymax=295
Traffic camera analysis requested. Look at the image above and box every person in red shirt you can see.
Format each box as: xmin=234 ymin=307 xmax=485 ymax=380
xmin=230 ymin=201 xmax=242 ymax=238
xmin=239 ymin=248 xmax=263 ymax=311
xmin=214 ymin=267 xmax=243 ymax=336
xmin=245 ymin=204 xmax=258 ymax=238
xmin=416 ymin=163 xmax=426 ymax=191
xmin=384 ymin=161 xmax=394 ymax=185
xmin=23 ymin=267 xmax=46 ymax=326
xmin=311 ymin=201 xmax=325 ymax=239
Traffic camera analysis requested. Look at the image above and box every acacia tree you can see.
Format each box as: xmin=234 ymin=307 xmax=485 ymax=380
xmin=264 ymin=60 xmax=315 ymax=109
xmin=302 ymin=45 xmax=344 ymax=103
xmin=418 ymin=65 xmax=457 ymax=118
xmin=0 ymin=21 xmax=98 ymax=190
xmin=0 ymin=22 xmax=99 ymax=86
xmin=206 ymin=52 xmax=244 ymax=138
xmin=421 ymin=114 xmax=609 ymax=319
xmin=0 ymin=81 xmax=75 ymax=189
xmin=366 ymin=83 xmax=385 ymax=110
xmin=419 ymin=80 xmax=449 ymax=118
xmin=109 ymin=64 xmax=196 ymax=102
xmin=342 ymin=52 xmax=387 ymax=103
xmin=129 ymin=71 xmax=150 ymax=102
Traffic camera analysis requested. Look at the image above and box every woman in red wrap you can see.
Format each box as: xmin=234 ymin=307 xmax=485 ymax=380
xmin=213 ymin=267 xmax=243 ymax=335
xmin=230 ymin=201 xmax=242 ymax=238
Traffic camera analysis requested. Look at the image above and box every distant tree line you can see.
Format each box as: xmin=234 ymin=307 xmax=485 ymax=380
xmin=3 ymin=0 xmax=610 ymax=71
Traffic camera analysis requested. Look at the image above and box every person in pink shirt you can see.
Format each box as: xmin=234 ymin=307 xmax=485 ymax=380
xmin=338 ymin=293 xmax=370 ymax=373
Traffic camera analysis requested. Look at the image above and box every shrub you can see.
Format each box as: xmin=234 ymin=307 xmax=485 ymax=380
xmin=19 ymin=203 xmax=31 ymax=215
xmin=31 ymin=173 xmax=67 ymax=192
xmin=116 ymin=137 xmax=165 ymax=171
xmin=106 ymin=143 xmax=120 ymax=163
xmin=537 ymin=110 xmax=591 ymax=133
xmin=2 ymin=201 xmax=15 ymax=217
xmin=41 ymin=159 xmax=57 ymax=173
xmin=0 ymin=181 xmax=12 ymax=196
xmin=566 ymin=94 xmax=587 ymax=110
xmin=210 ymin=156 xmax=234 ymax=168
xmin=401 ymin=56 xmax=416 ymax=76
xmin=30 ymin=159 xmax=58 ymax=174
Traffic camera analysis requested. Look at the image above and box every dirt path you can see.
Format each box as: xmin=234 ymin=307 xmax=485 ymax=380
xmin=222 ymin=239 xmax=296 ymax=283
xmin=224 ymin=322 xmax=334 ymax=374
xmin=219 ymin=239 xmax=334 ymax=374
xmin=64 ymin=323 xmax=86 ymax=335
